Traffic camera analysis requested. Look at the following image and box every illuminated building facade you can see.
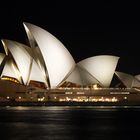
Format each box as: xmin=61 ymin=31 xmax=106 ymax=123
xmin=0 ymin=23 xmax=140 ymax=103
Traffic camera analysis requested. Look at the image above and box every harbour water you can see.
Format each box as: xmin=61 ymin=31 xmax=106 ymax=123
xmin=0 ymin=106 xmax=140 ymax=140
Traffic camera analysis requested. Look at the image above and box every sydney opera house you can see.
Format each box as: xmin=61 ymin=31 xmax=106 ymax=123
xmin=0 ymin=22 xmax=140 ymax=104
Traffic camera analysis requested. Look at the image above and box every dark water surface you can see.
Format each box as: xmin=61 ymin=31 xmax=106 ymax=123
xmin=0 ymin=106 xmax=140 ymax=140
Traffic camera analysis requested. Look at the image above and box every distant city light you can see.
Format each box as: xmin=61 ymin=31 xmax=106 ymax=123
xmin=124 ymin=96 xmax=127 ymax=100
xmin=6 ymin=96 xmax=9 ymax=99
xmin=59 ymin=96 xmax=118 ymax=102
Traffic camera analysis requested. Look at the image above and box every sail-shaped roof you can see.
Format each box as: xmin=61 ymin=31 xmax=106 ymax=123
xmin=1 ymin=58 xmax=22 ymax=83
xmin=2 ymin=40 xmax=47 ymax=85
xmin=115 ymin=71 xmax=140 ymax=88
xmin=23 ymin=22 xmax=75 ymax=88
xmin=78 ymin=55 xmax=119 ymax=87
xmin=66 ymin=65 xmax=100 ymax=85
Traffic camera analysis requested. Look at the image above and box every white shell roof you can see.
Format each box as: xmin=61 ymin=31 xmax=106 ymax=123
xmin=0 ymin=23 xmax=125 ymax=88
xmin=30 ymin=47 xmax=48 ymax=85
xmin=1 ymin=59 xmax=22 ymax=83
xmin=2 ymin=40 xmax=47 ymax=85
xmin=2 ymin=40 xmax=32 ymax=85
xmin=135 ymin=75 xmax=140 ymax=81
xmin=78 ymin=66 xmax=100 ymax=85
xmin=65 ymin=66 xmax=83 ymax=85
xmin=66 ymin=65 xmax=100 ymax=85
xmin=78 ymin=55 xmax=119 ymax=87
xmin=23 ymin=25 xmax=48 ymax=84
xmin=29 ymin=59 xmax=47 ymax=84
xmin=23 ymin=22 xmax=75 ymax=88
xmin=115 ymin=71 xmax=140 ymax=88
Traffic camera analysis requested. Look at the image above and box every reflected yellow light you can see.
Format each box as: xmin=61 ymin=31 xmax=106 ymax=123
xmin=93 ymin=84 xmax=98 ymax=89
xmin=59 ymin=96 xmax=118 ymax=102
xmin=38 ymin=97 xmax=45 ymax=101
xmin=65 ymin=92 xmax=73 ymax=94
xmin=1 ymin=77 xmax=19 ymax=83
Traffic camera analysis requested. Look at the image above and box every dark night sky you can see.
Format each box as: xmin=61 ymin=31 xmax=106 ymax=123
xmin=0 ymin=2 xmax=140 ymax=75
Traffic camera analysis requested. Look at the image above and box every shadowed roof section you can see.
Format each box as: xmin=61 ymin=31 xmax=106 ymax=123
xmin=1 ymin=58 xmax=22 ymax=83
xmin=0 ymin=53 xmax=5 ymax=65
xmin=66 ymin=65 xmax=100 ymax=86
xmin=115 ymin=71 xmax=140 ymax=88
xmin=135 ymin=75 xmax=140 ymax=82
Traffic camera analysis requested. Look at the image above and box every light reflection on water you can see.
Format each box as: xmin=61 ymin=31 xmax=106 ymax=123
xmin=0 ymin=106 xmax=140 ymax=140
xmin=2 ymin=105 xmax=140 ymax=111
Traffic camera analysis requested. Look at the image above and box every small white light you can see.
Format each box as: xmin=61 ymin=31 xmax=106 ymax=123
xmin=7 ymin=96 xmax=10 ymax=99
xmin=124 ymin=96 xmax=127 ymax=100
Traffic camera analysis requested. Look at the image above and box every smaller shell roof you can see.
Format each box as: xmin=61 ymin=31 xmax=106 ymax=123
xmin=78 ymin=55 xmax=120 ymax=87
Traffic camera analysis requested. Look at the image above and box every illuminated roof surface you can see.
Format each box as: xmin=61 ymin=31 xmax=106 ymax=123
xmin=78 ymin=55 xmax=119 ymax=87
xmin=115 ymin=71 xmax=140 ymax=88
xmin=0 ymin=23 xmax=123 ymax=88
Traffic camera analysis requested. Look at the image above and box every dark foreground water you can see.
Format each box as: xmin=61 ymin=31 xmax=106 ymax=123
xmin=0 ymin=106 xmax=140 ymax=140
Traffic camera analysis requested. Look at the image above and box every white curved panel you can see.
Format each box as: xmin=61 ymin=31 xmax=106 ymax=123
xmin=0 ymin=53 xmax=5 ymax=65
xmin=66 ymin=66 xmax=83 ymax=85
xmin=28 ymin=60 xmax=47 ymax=84
xmin=23 ymin=25 xmax=48 ymax=83
xmin=78 ymin=66 xmax=100 ymax=85
xmin=132 ymin=79 xmax=140 ymax=87
xmin=78 ymin=55 xmax=119 ymax=87
xmin=23 ymin=23 xmax=37 ymax=48
xmin=31 ymin=47 xmax=48 ymax=85
xmin=1 ymin=59 xmax=22 ymax=83
xmin=21 ymin=46 xmax=48 ymax=85
xmin=66 ymin=65 xmax=100 ymax=85
xmin=115 ymin=71 xmax=133 ymax=88
xmin=115 ymin=71 xmax=140 ymax=88
xmin=23 ymin=22 xmax=75 ymax=88
xmin=2 ymin=40 xmax=48 ymax=85
xmin=135 ymin=75 xmax=140 ymax=81
xmin=2 ymin=40 xmax=32 ymax=85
